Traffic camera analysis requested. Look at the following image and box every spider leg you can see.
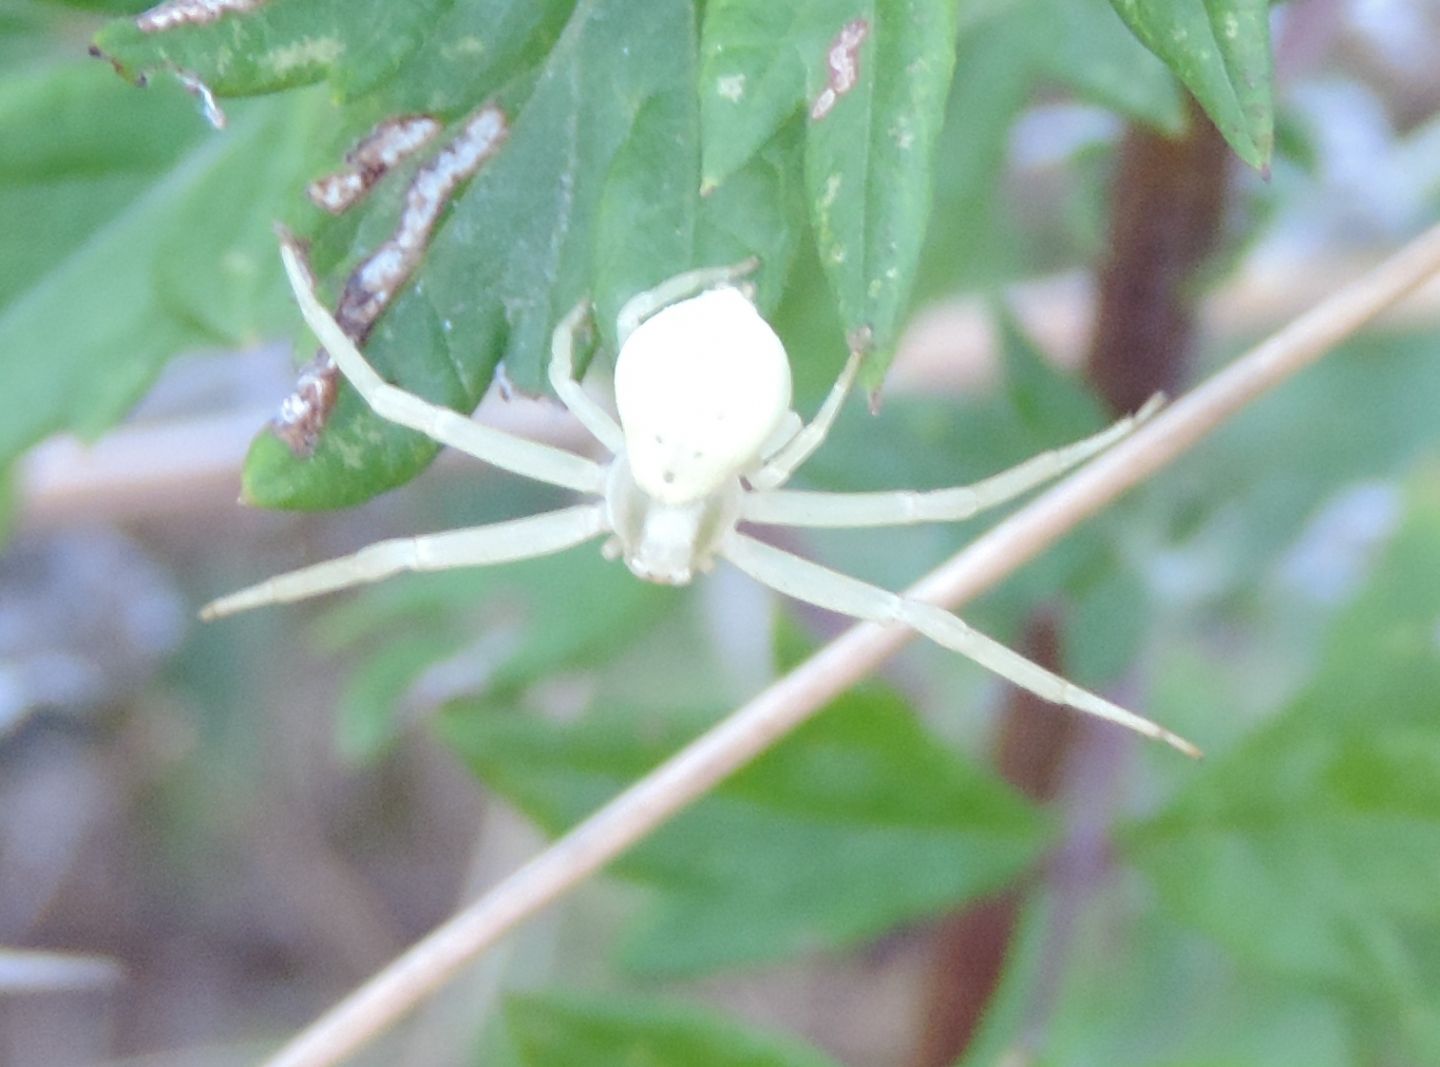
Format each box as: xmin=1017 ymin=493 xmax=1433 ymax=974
xmin=616 ymin=258 xmax=760 ymax=346
xmin=747 ymin=350 xmax=863 ymax=491
xmin=742 ymin=394 xmax=1164 ymax=526
xmin=549 ymin=299 xmax=626 ymax=455
xmin=720 ymin=532 xmax=1200 ymax=757
xmin=279 ymin=239 xmax=606 ymax=496
xmin=201 ymin=504 xmax=607 ymax=620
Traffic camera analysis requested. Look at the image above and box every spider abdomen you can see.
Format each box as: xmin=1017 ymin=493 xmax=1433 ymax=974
xmin=614 ymin=286 xmax=792 ymax=504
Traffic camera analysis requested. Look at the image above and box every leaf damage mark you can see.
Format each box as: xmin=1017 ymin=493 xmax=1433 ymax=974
xmin=308 ymin=116 xmax=443 ymax=215
xmin=338 ymin=103 xmax=508 ymax=335
xmin=273 ymin=355 xmax=340 ymax=457
xmin=271 ymin=104 xmax=510 ymax=455
xmin=176 ymin=70 xmax=226 ymax=129
xmin=268 ymin=235 xmax=340 ymax=456
xmin=266 ymin=37 xmax=345 ymax=77
xmin=716 ymin=74 xmax=746 ymax=102
xmin=810 ymin=18 xmax=870 ymax=122
xmin=136 ymin=0 xmax=267 ymax=33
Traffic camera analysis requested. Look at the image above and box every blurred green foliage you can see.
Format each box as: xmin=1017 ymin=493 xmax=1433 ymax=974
xmin=5 ymin=0 xmax=1439 ymax=1064
xmin=1132 ymin=473 xmax=1440 ymax=1063
xmin=441 ymin=660 xmax=1050 ymax=976
xmin=500 ymin=993 xmax=845 ymax=1067
xmin=1106 ymin=0 xmax=1273 ymax=167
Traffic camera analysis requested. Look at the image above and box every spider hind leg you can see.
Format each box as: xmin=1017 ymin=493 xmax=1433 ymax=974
xmin=721 ymin=531 xmax=1200 ymax=758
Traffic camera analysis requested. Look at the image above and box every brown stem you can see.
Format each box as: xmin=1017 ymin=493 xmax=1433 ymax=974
xmin=1089 ymin=98 xmax=1232 ymax=416
xmin=909 ymin=101 xmax=1233 ymax=1067
xmin=908 ymin=613 xmax=1071 ymax=1065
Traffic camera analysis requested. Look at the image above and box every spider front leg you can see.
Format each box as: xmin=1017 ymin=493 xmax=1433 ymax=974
xmin=747 ymin=349 xmax=863 ymax=491
xmin=742 ymin=394 xmax=1164 ymax=526
xmin=201 ymin=505 xmax=607 ymax=619
xmin=616 ymin=258 xmax=760 ymax=346
xmin=721 ymin=532 xmax=1200 ymax=757
xmin=278 ymin=238 xmax=605 ymax=495
xmin=549 ymin=300 xmax=626 ymax=455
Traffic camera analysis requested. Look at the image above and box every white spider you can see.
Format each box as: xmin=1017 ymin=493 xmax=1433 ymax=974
xmin=203 ymin=240 xmax=1196 ymax=757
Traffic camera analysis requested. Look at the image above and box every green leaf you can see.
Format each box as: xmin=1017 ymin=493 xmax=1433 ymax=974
xmin=0 ymin=62 xmax=317 ymax=467
xmin=94 ymin=0 xmax=455 ymax=98
xmin=0 ymin=2 xmax=89 ymax=71
xmin=440 ymin=675 xmax=1050 ymax=976
xmin=960 ymin=887 xmax=1360 ymax=1067
xmin=65 ymin=0 xmax=1215 ymax=514
xmin=1106 ymin=0 xmax=1274 ymax=169
xmin=590 ymin=84 xmax=802 ymax=351
xmin=1130 ymin=471 xmax=1440 ymax=1058
xmin=240 ymin=0 xmax=719 ymax=507
xmin=908 ymin=10 xmax=1035 ymax=298
xmin=700 ymin=0 xmax=959 ymax=377
xmin=912 ymin=0 xmax=1182 ymax=300
xmin=95 ymin=0 xmax=804 ymax=509
xmin=995 ymin=304 xmax=1107 ymax=440
xmin=1029 ymin=0 xmax=1184 ymax=134
xmin=35 ymin=1 xmax=150 ymax=14
xmin=1151 ymin=332 xmax=1440 ymax=596
xmin=333 ymin=632 xmax=468 ymax=763
xmin=802 ymin=0 xmax=959 ymax=376
xmin=317 ymin=539 xmax=679 ymax=762
xmin=504 ymin=993 xmax=843 ymax=1067
xmin=698 ymin=3 xmax=815 ymax=192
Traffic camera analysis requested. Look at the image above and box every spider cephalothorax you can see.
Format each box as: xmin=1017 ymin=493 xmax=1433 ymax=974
xmin=204 ymin=240 xmax=1196 ymax=757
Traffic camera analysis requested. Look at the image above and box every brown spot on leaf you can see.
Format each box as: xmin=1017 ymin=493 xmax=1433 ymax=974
xmin=270 ymin=105 xmax=509 ymax=455
xmin=266 ymin=236 xmax=337 ymax=455
xmin=271 ymin=352 xmax=340 ymax=455
xmin=810 ymin=18 xmax=869 ymax=121
xmin=307 ymin=116 xmax=442 ymax=215
xmin=335 ymin=104 xmax=507 ymax=337
xmin=136 ymin=0 xmax=266 ymax=33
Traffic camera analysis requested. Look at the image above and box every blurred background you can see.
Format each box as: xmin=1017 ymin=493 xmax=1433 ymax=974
xmin=4 ymin=0 xmax=1440 ymax=1065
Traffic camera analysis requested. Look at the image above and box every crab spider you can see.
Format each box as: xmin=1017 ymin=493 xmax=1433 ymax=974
xmin=203 ymin=239 xmax=1197 ymax=758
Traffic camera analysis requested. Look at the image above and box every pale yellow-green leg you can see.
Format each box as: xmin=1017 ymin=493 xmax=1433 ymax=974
xmin=746 ymin=350 xmax=863 ymax=492
xmin=742 ymin=394 xmax=1164 ymax=526
xmin=548 ymin=300 xmax=626 ymax=455
xmin=202 ymin=505 xmax=607 ymax=620
xmin=279 ymin=238 xmax=605 ymax=495
xmin=721 ymin=530 xmax=1200 ymax=758
xmin=616 ymin=258 xmax=759 ymax=346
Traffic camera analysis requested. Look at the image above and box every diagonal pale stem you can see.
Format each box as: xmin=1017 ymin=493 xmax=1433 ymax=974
xmin=262 ymin=220 xmax=1440 ymax=1067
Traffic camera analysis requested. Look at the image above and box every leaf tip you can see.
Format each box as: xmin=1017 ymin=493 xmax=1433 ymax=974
xmin=87 ymin=39 xmax=146 ymax=87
